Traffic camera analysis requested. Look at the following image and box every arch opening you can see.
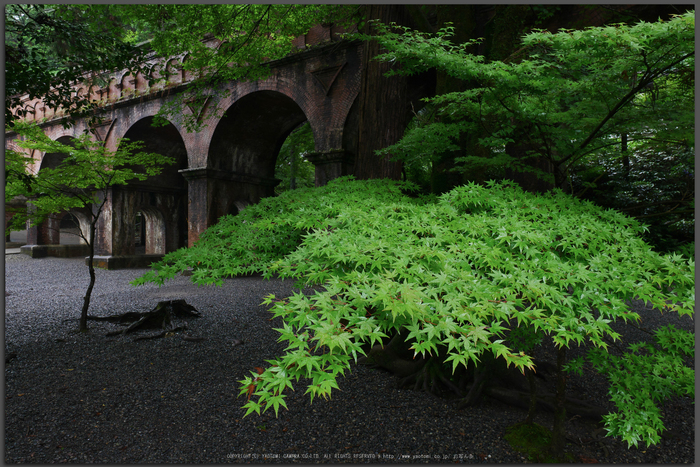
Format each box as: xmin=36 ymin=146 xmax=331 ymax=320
xmin=58 ymin=213 xmax=83 ymax=245
xmin=274 ymin=121 xmax=316 ymax=194
xmin=29 ymin=136 xmax=81 ymax=246
xmin=209 ymin=90 xmax=312 ymax=178
xmin=133 ymin=207 xmax=166 ymax=255
xmin=207 ymin=90 xmax=315 ymax=222
xmin=118 ymin=117 xmax=188 ymax=256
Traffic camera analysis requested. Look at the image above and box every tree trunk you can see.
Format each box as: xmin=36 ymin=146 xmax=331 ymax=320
xmin=428 ymin=6 xmax=477 ymax=194
xmin=504 ymin=139 xmax=559 ymax=194
xmin=353 ymin=5 xmax=413 ymax=180
xmin=79 ymin=220 xmax=97 ymax=332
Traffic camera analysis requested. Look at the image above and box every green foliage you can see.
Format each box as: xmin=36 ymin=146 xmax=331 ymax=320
xmin=572 ymin=143 xmax=694 ymax=253
xmin=361 ymin=12 xmax=694 ymax=192
xmin=5 ymin=5 xmax=147 ymax=126
xmin=587 ymin=323 xmax=694 ymax=448
xmin=274 ymin=122 xmax=316 ymax=194
xmin=131 ymin=177 xmax=414 ymax=287
xmin=137 ymin=178 xmax=694 ymax=447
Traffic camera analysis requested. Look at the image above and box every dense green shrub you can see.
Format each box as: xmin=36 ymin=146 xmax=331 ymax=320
xmin=135 ymin=177 xmax=694 ymax=448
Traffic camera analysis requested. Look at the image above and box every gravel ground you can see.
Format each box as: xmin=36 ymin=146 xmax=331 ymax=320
xmin=4 ymin=254 xmax=695 ymax=463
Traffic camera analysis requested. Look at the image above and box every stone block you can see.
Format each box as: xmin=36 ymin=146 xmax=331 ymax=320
xmin=20 ymin=244 xmax=90 ymax=258
xmin=86 ymin=254 xmax=165 ymax=270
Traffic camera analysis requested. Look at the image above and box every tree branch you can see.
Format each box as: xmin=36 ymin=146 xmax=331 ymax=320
xmin=561 ymin=50 xmax=695 ymax=167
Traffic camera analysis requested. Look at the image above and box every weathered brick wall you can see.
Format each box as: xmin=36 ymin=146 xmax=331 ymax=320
xmin=6 ymin=35 xmax=364 ymax=258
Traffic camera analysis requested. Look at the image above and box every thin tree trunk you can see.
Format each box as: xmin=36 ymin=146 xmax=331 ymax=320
xmin=79 ymin=220 xmax=97 ymax=332
xmin=353 ymin=5 xmax=412 ymax=180
xmin=549 ymin=346 xmax=568 ymax=457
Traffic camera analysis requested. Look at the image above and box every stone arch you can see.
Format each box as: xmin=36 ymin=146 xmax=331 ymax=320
xmin=181 ymin=54 xmax=195 ymax=83
xmin=75 ymin=87 xmax=88 ymax=104
xmin=39 ymin=135 xmax=74 ymax=171
xmin=196 ymin=89 xmax=314 ymax=226
xmin=43 ymin=104 xmax=54 ymax=121
xmin=23 ymin=103 xmax=35 ymax=121
xmin=108 ymin=116 xmax=189 ymax=256
xmin=133 ymin=206 xmax=166 ymax=255
xmin=211 ymin=80 xmax=325 ymax=151
xmin=121 ymin=116 xmax=189 ymax=191
xmin=209 ymin=89 xmax=310 ymax=177
xmin=165 ymin=59 xmax=182 ymax=86
xmin=34 ymin=103 xmax=45 ymax=121
xmin=24 ymin=136 xmax=89 ymax=249
xmin=54 ymin=208 xmax=91 ymax=246
xmin=66 ymin=209 xmax=91 ymax=245
xmin=89 ymin=84 xmax=101 ymax=102
xmin=148 ymin=63 xmax=164 ymax=91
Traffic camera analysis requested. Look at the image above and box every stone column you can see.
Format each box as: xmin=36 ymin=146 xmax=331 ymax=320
xmin=93 ymin=190 xmax=113 ymax=255
xmin=107 ymin=186 xmax=137 ymax=256
xmin=23 ymin=203 xmax=59 ymax=245
xmin=179 ymin=167 xmax=215 ymax=247
xmin=306 ymin=149 xmax=354 ymax=187
xmin=179 ymin=167 xmax=281 ymax=246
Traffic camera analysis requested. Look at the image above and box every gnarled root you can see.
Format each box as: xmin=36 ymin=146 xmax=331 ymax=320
xmin=397 ymin=358 xmax=464 ymax=398
xmin=357 ymin=330 xmax=607 ymax=421
xmin=102 ymin=300 xmax=200 ymax=337
xmin=357 ymin=330 xmax=426 ymax=377
xmin=458 ymin=360 xmax=493 ymax=408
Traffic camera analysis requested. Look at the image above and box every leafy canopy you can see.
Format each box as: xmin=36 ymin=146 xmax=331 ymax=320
xmin=5 ymin=4 xmax=148 ymax=126
xmin=135 ymin=178 xmax=694 ymax=446
xmin=363 ymin=12 xmax=694 ymax=189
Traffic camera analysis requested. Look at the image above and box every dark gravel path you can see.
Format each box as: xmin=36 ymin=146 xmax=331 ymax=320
xmin=4 ymin=254 xmax=695 ymax=463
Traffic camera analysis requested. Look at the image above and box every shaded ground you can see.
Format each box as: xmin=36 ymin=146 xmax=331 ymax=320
xmin=4 ymin=255 xmax=695 ymax=463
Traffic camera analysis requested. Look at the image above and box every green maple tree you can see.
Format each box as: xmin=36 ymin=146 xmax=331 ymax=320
xmin=6 ymin=121 xmax=173 ymax=332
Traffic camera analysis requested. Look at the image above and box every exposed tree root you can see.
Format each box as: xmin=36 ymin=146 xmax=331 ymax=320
xmin=89 ymin=300 xmax=201 ymax=338
xmin=357 ymin=331 xmax=607 ymax=421
xmin=357 ymin=330 xmax=426 ymax=377
xmin=397 ymin=358 xmax=463 ymax=398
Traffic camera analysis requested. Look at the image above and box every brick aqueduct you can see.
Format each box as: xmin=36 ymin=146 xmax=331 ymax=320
xmin=6 ymin=25 xmax=385 ymax=268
